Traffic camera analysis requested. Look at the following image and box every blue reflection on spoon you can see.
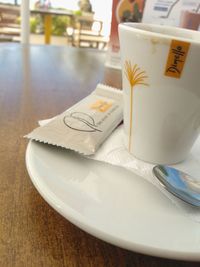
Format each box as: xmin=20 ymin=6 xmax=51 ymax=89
xmin=153 ymin=165 xmax=200 ymax=207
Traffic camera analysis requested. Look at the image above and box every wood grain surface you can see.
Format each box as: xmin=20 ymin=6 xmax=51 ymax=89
xmin=0 ymin=44 xmax=199 ymax=267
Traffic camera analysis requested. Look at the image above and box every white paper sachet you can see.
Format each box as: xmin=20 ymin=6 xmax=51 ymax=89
xmin=25 ymin=84 xmax=123 ymax=155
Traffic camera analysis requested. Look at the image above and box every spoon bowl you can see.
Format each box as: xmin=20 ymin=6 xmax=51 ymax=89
xmin=153 ymin=165 xmax=200 ymax=207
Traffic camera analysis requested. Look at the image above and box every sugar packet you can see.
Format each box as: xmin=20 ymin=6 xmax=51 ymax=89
xmin=25 ymin=84 xmax=123 ymax=155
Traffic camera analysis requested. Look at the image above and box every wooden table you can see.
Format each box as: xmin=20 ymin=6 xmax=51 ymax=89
xmin=0 ymin=44 xmax=198 ymax=267
xmin=31 ymin=9 xmax=74 ymax=44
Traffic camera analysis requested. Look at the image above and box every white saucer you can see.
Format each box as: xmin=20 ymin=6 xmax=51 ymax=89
xmin=26 ymin=141 xmax=200 ymax=261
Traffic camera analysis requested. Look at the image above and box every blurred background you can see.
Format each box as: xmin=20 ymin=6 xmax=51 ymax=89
xmin=0 ymin=0 xmax=113 ymax=47
xmin=0 ymin=0 xmax=199 ymax=53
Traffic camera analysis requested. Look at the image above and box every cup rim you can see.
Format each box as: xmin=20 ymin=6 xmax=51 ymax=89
xmin=119 ymin=23 xmax=200 ymax=45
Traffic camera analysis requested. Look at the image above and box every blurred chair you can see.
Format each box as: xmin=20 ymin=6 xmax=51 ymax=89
xmin=67 ymin=15 xmax=108 ymax=49
xmin=0 ymin=4 xmax=20 ymax=42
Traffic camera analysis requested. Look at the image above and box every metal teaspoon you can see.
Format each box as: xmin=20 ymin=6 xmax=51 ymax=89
xmin=153 ymin=165 xmax=200 ymax=207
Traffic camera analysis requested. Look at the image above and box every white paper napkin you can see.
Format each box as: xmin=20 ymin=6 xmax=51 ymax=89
xmin=39 ymin=120 xmax=200 ymax=223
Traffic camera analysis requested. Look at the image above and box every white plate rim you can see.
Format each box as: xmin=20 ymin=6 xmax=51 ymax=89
xmin=25 ymin=140 xmax=200 ymax=261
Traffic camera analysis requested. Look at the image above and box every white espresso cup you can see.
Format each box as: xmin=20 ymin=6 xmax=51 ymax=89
xmin=119 ymin=23 xmax=200 ymax=164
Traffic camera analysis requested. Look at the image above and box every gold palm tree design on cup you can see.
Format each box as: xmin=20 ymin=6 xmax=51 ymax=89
xmin=124 ymin=60 xmax=149 ymax=152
